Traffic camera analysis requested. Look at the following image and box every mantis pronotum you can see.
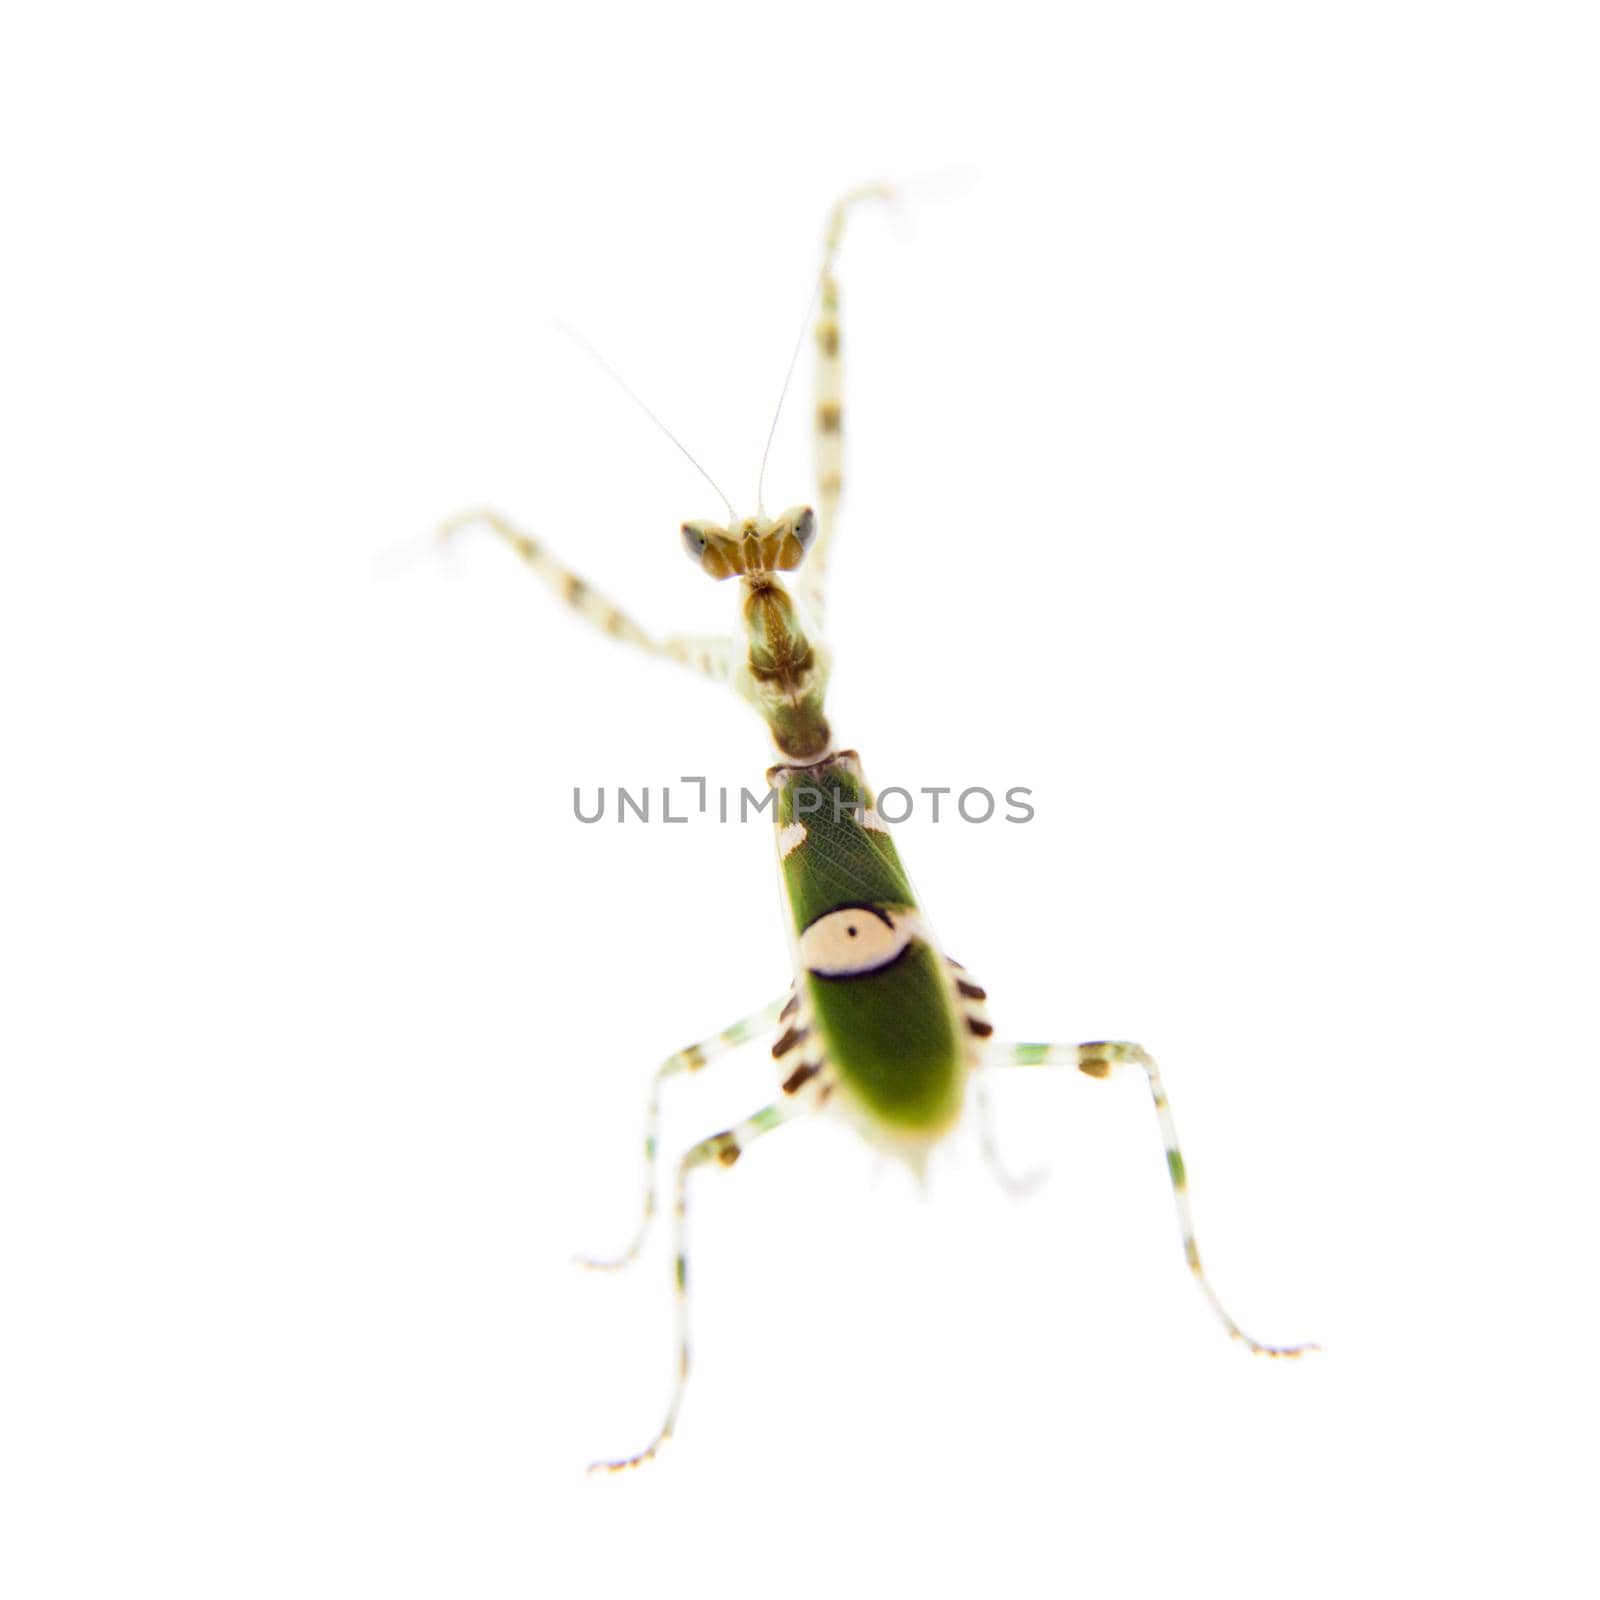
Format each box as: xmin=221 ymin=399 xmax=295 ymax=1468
xmin=443 ymin=187 xmax=1314 ymax=1473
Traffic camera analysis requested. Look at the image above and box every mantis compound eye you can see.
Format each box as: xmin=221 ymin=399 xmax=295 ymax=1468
xmin=791 ymin=507 xmax=816 ymax=553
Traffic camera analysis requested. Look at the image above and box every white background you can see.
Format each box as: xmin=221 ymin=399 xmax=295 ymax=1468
xmin=3 ymin=4 xmax=1597 ymax=1596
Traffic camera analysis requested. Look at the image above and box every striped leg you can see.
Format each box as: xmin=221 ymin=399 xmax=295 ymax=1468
xmin=997 ymin=1040 xmax=1315 ymax=1358
xmin=440 ymin=507 xmax=734 ymax=681
xmin=589 ymin=1096 xmax=809 ymax=1474
xmin=577 ymin=995 xmax=789 ymax=1271
xmin=798 ymin=184 xmax=892 ymax=623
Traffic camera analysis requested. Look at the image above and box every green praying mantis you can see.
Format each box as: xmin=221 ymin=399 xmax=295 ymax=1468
xmin=441 ymin=187 xmax=1314 ymax=1472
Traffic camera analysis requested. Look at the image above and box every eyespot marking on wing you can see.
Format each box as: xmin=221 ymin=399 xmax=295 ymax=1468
xmin=799 ymin=903 xmax=918 ymax=978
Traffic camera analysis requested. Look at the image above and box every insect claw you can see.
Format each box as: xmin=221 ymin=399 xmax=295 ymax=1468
xmin=1242 ymin=1335 xmax=1320 ymax=1359
xmin=571 ymin=1247 xmax=641 ymax=1273
xmin=587 ymin=1441 xmax=661 ymax=1475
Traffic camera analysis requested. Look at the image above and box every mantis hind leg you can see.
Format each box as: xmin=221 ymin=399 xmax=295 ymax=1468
xmin=576 ymin=994 xmax=790 ymax=1271
xmin=994 ymin=1039 xmax=1317 ymax=1358
xmin=588 ymin=1095 xmax=810 ymax=1474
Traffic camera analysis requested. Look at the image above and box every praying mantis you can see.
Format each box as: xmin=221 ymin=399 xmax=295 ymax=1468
xmin=441 ymin=186 xmax=1314 ymax=1473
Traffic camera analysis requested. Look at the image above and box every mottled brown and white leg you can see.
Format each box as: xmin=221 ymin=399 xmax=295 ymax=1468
xmin=798 ymin=184 xmax=892 ymax=623
xmin=589 ymin=1096 xmax=809 ymax=1474
xmin=996 ymin=1040 xmax=1315 ymax=1358
xmin=576 ymin=995 xmax=789 ymax=1271
xmin=440 ymin=507 xmax=735 ymax=681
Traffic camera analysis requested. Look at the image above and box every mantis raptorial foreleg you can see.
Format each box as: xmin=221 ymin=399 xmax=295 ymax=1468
xmin=441 ymin=507 xmax=735 ymax=682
